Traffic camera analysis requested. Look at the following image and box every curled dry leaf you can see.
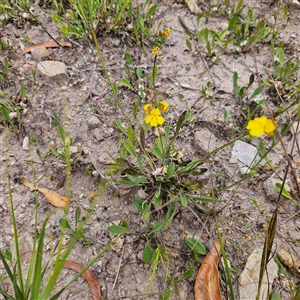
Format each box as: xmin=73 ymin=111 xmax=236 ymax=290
xmin=277 ymin=248 xmax=300 ymax=277
xmin=194 ymin=236 xmax=225 ymax=300
xmin=64 ymin=260 xmax=101 ymax=300
xmin=22 ymin=41 xmax=72 ymax=55
xmin=20 ymin=177 xmax=69 ymax=207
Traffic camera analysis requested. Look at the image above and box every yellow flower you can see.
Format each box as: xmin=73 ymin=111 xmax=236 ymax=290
xmin=144 ymin=108 xmax=165 ymax=127
xmin=163 ymin=28 xmax=171 ymax=37
xmin=151 ymin=46 xmax=159 ymax=55
xmin=246 ymin=116 xmax=276 ymax=137
xmin=143 ymin=104 xmax=152 ymax=114
xmin=159 ymin=101 xmax=169 ymax=112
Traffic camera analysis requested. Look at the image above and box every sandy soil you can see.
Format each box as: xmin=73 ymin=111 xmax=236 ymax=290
xmin=0 ymin=0 xmax=300 ymax=299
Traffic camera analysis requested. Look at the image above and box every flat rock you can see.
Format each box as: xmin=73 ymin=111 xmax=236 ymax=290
xmin=31 ymin=47 xmax=50 ymax=61
xmin=194 ymin=128 xmax=221 ymax=152
xmin=87 ymin=116 xmax=100 ymax=129
xmin=239 ymin=248 xmax=278 ymax=300
xmin=37 ymin=60 xmax=67 ymax=81
xmin=232 ymin=140 xmax=260 ymax=167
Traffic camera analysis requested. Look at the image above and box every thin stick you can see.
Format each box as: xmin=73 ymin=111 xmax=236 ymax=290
xmin=112 ymin=242 xmax=125 ymax=290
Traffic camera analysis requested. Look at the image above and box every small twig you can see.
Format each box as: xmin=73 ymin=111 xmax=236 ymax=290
xmin=112 ymin=242 xmax=126 ymax=290
xmin=26 ymin=9 xmax=64 ymax=47
xmin=178 ymin=16 xmax=195 ymax=35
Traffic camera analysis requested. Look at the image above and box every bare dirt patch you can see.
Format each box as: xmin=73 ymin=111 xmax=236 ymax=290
xmin=1 ymin=1 xmax=300 ymax=299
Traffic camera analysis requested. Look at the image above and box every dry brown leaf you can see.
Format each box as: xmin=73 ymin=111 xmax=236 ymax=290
xmin=194 ymin=236 xmax=225 ymax=300
xmin=22 ymin=41 xmax=72 ymax=55
xmin=64 ymin=260 xmax=101 ymax=300
xmin=20 ymin=177 xmax=69 ymax=207
xmin=277 ymin=248 xmax=300 ymax=277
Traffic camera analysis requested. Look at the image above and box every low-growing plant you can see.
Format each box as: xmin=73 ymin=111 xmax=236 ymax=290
xmin=51 ymin=0 xmax=157 ymax=45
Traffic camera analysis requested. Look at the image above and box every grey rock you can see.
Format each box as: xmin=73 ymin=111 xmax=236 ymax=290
xmin=37 ymin=60 xmax=67 ymax=81
xmin=69 ymin=145 xmax=78 ymax=154
xmin=194 ymin=128 xmax=221 ymax=152
xmin=232 ymin=140 xmax=260 ymax=167
xmin=93 ymin=128 xmax=102 ymax=140
xmin=31 ymin=47 xmax=50 ymax=61
xmin=87 ymin=116 xmax=100 ymax=129
xmin=239 ymin=248 xmax=278 ymax=300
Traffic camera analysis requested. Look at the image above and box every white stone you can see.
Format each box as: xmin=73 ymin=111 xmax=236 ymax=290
xmin=37 ymin=60 xmax=67 ymax=81
xmin=87 ymin=116 xmax=100 ymax=129
xmin=239 ymin=248 xmax=278 ymax=300
xmin=232 ymin=140 xmax=260 ymax=167
xmin=31 ymin=47 xmax=50 ymax=61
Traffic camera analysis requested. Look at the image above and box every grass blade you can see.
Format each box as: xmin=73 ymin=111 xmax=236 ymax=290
xmin=30 ymin=214 xmax=51 ymax=300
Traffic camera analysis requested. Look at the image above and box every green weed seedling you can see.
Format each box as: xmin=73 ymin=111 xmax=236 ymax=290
xmin=263 ymin=44 xmax=300 ymax=103
xmin=51 ymin=0 xmax=156 ymax=45
xmin=233 ymin=71 xmax=261 ymax=103
xmin=59 ymin=207 xmax=93 ymax=245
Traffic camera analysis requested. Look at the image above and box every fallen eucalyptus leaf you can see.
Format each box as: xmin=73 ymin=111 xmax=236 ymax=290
xmin=64 ymin=260 xmax=101 ymax=300
xmin=20 ymin=177 xmax=69 ymax=207
xmin=194 ymin=236 xmax=225 ymax=300
xmin=22 ymin=41 xmax=72 ymax=54
xmin=277 ymin=248 xmax=300 ymax=277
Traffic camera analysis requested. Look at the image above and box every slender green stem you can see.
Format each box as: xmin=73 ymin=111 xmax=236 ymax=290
xmin=4 ymin=129 xmax=24 ymax=294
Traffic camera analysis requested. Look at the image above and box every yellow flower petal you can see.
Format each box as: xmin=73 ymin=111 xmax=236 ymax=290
xmin=264 ymin=119 xmax=276 ymax=136
xmin=157 ymin=116 xmax=165 ymax=125
xmin=151 ymin=108 xmax=161 ymax=117
xmin=246 ymin=116 xmax=276 ymax=137
xmin=143 ymin=104 xmax=152 ymax=114
xmin=144 ymin=115 xmax=152 ymax=124
xmin=164 ymin=28 xmax=171 ymax=37
xmin=151 ymin=46 xmax=159 ymax=55
xmin=160 ymin=101 xmax=169 ymax=112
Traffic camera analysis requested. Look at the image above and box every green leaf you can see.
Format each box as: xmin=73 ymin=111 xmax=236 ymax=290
xmin=120 ymin=78 xmax=134 ymax=91
xmin=142 ymin=243 xmax=153 ymax=264
xmin=160 ymin=289 xmax=171 ymax=300
xmin=261 ymin=77 xmax=272 ymax=86
xmin=180 ymin=266 xmax=196 ymax=281
xmin=185 ymin=238 xmax=207 ymax=255
xmin=5 ymin=250 xmax=12 ymax=263
xmin=166 ymin=162 xmax=176 ymax=180
xmin=112 ymin=82 xmax=118 ymax=97
xmin=153 ymin=146 xmax=164 ymax=161
xmin=248 ymin=73 xmax=254 ymax=87
xmin=124 ymin=141 xmax=137 ymax=158
xmin=186 ymin=39 xmax=192 ymax=52
xmin=145 ymin=4 xmax=157 ymax=18
xmin=115 ymin=179 xmax=144 ymax=186
xmin=133 ymin=199 xmax=144 ymax=212
xmin=275 ymin=183 xmax=293 ymax=200
xmin=115 ymin=120 xmax=127 ymax=135
xmin=149 ymin=221 xmax=165 ymax=236
xmin=127 ymin=175 xmax=148 ymax=184
xmin=125 ymin=53 xmax=132 ymax=65
xmin=136 ymin=67 xmax=142 ymax=81
xmin=177 ymin=160 xmax=202 ymax=175
xmin=107 ymin=225 xmax=131 ymax=234
xmin=249 ymin=87 xmax=261 ymax=100
xmin=75 ymin=207 xmax=81 ymax=226
xmin=271 ymin=292 xmax=281 ymax=300
xmin=0 ymin=106 xmax=12 ymax=125
xmin=59 ymin=218 xmax=72 ymax=230
xmin=31 ymin=214 xmax=51 ymax=300
xmin=276 ymin=47 xmax=284 ymax=67
xmin=180 ymin=191 xmax=188 ymax=207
